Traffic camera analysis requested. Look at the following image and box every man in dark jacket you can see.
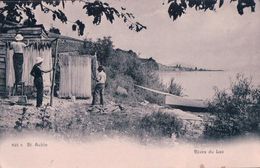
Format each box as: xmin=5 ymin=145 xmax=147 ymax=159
xmin=30 ymin=57 xmax=52 ymax=107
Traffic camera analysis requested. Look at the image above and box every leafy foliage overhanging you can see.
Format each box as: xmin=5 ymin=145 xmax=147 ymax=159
xmin=0 ymin=0 xmax=147 ymax=35
xmin=0 ymin=0 xmax=256 ymax=35
xmin=166 ymin=0 xmax=256 ymax=21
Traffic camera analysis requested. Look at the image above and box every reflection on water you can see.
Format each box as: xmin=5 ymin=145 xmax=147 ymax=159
xmin=159 ymin=69 xmax=260 ymax=100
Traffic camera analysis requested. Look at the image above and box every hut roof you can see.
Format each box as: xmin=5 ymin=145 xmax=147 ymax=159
xmin=0 ymin=23 xmax=53 ymax=51
xmin=48 ymin=32 xmax=86 ymax=55
xmin=0 ymin=24 xmax=49 ymax=41
xmin=48 ymin=32 xmax=84 ymax=42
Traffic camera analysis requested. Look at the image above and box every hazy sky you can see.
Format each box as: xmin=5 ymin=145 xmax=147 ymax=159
xmin=35 ymin=0 xmax=260 ymax=69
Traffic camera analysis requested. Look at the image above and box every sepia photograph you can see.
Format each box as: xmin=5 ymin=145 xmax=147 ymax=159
xmin=0 ymin=0 xmax=259 ymax=167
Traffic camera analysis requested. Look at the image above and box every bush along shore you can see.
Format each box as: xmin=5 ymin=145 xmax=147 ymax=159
xmin=204 ymin=74 xmax=260 ymax=140
xmin=1 ymin=37 xmax=259 ymax=142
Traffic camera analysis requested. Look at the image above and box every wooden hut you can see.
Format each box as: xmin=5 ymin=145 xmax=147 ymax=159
xmin=0 ymin=23 xmax=94 ymax=99
xmin=0 ymin=25 xmax=52 ymax=96
xmin=48 ymin=33 xmax=93 ymax=98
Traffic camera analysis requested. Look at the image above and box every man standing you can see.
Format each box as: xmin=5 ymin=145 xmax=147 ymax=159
xmin=10 ymin=34 xmax=29 ymax=84
xmin=91 ymin=65 xmax=106 ymax=106
xmin=30 ymin=57 xmax=52 ymax=108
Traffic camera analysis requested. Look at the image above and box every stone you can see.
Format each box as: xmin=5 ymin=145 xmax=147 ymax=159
xmin=116 ymin=86 xmax=128 ymax=96
xmin=9 ymin=96 xmax=19 ymax=102
xmin=18 ymin=96 xmax=28 ymax=104
xmin=8 ymin=96 xmax=28 ymax=105
xmin=70 ymin=96 xmax=76 ymax=102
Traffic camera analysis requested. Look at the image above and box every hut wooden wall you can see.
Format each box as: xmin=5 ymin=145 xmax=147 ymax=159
xmin=6 ymin=43 xmax=52 ymax=89
xmin=59 ymin=54 xmax=91 ymax=98
xmin=0 ymin=41 xmax=6 ymax=95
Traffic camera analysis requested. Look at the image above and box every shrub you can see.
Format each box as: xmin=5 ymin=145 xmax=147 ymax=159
xmin=204 ymin=74 xmax=260 ymax=139
xmin=167 ymin=77 xmax=183 ymax=96
xmin=104 ymin=47 xmax=169 ymax=104
xmin=35 ymin=105 xmax=52 ymax=130
xmin=142 ymin=91 xmax=166 ymax=105
xmin=14 ymin=108 xmax=31 ymax=131
xmin=105 ymin=73 xmax=139 ymax=104
xmin=138 ymin=112 xmax=183 ymax=138
xmin=137 ymin=72 xmax=167 ymax=104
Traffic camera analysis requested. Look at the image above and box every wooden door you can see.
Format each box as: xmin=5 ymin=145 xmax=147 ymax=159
xmin=59 ymin=54 xmax=92 ymax=98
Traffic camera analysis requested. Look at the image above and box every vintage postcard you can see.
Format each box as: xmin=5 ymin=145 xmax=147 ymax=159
xmin=0 ymin=0 xmax=259 ymax=168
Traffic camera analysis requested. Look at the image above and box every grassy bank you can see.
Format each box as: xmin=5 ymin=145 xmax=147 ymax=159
xmin=0 ymin=98 xmax=193 ymax=142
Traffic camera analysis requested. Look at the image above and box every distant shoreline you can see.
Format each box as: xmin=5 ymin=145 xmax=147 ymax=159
xmin=158 ymin=63 xmax=224 ymax=72
xmin=158 ymin=69 xmax=224 ymax=72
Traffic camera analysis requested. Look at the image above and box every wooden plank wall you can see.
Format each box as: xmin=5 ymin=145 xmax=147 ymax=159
xmin=6 ymin=44 xmax=52 ymax=89
xmin=0 ymin=41 xmax=6 ymax=95
xmin=59 ymin=54 xmax=92 ymax=98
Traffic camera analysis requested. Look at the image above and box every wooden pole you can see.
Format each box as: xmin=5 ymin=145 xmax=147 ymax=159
xmin=50 ymin=39 xmax=59 ymax=106
xmin=92 ymin=52 xmax=98 ymax=80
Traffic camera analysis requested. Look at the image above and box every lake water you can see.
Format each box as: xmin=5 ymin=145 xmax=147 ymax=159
xmin=159 ymin=69 xmax=260 ymax=100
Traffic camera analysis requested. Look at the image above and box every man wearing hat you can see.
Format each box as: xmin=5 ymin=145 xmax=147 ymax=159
xmin=30 ymin=57 xmax=53 ymax=107
xmin=10 ymin=34 xmax=30 ymax=84
xmin=91 ymin=65 xmax=107 ymax=106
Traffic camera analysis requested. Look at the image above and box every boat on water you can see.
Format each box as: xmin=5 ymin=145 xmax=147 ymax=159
xmin=135 ymin=85 xmax=208 ymax=111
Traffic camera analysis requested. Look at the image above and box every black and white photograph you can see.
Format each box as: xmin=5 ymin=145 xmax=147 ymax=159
xmin=0 ymin=0 xmax=259 ymax=167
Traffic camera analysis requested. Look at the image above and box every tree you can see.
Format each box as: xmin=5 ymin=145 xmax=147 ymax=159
xmin=0 ymin=0 xmax=256 ymax=35
xmin=0 ymin=0 xmax=147 ymax=35
xmin=94 ymin=36 xmax=114 ymax=65
xmin=166 ymin=0 xmax=256 ymax=21
xmin=49 ymin=26 xmax=61 ymax=34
